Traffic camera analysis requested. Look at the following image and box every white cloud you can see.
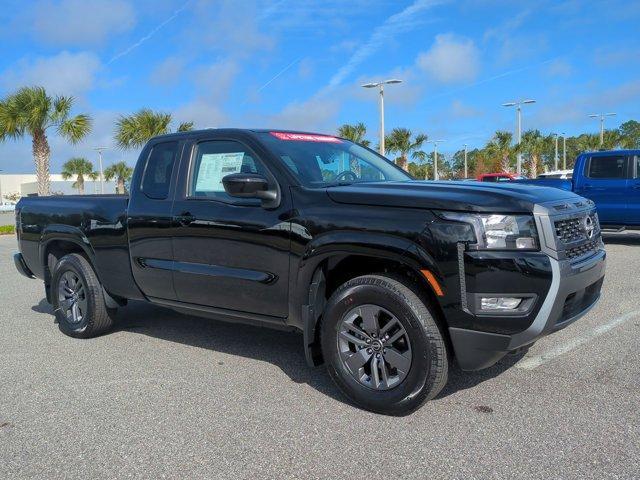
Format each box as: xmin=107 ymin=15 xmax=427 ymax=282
xmin=192 ymin=59 xmax=239 ymax=101
xmin=594 ymin=47 xmax=640 ymax=66
xmin=187 ymin=0 xmax=275 ymax=55
xmin=268 ymin=97 xmax=341 ymax=133
xmin=450 ymin=100 xmax=482 ymax=119
xmin=1 ymin=51 xmax=102 ymax=98
xmin=416 ymin=34 xmax=480 ymax=84
xmin=546 ymin=59 xmax=573 ymax=77
xmin=150 ymin=57 xmax=186 ymax=86
xmin=173 ymin=101 xmax=228 ymax=130
xmin=169 ymin=59 xmax=239 ymax=129
xmin=28 ymin=0 xmax=135 ymax=45
xmin=327 ymin=0 xmax=443 ymax=89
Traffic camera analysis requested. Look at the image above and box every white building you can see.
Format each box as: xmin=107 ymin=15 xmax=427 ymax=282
xmin=0 ymin=174 xmax=117 ymax=201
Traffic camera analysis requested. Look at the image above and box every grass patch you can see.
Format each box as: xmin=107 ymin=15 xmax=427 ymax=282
xmin=0 ymin=225 xmax=15 ymax=235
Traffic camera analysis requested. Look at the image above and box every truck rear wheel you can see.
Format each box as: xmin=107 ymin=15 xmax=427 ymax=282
xmin=51 ymin=253 xmax=115 ymax=338
xmin=320 ymin=274 xmax=448 ymax=415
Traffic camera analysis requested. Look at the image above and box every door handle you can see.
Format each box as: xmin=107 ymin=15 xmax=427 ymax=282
xmin=582 ymin=184 xmax=594 ymax=190
xmin=175 ymin=212 xmax=196 ymax=226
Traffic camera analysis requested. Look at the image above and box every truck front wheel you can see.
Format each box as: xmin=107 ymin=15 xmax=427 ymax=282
xmin=321 ymin=274 xmax=448 ymax=415
xmin=51 ymin=253 xmax=115 ymax=338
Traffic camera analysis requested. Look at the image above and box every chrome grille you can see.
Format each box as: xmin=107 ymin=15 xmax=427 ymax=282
xmin=566 ymin=239 xmax=600 ymax=260
xmin=554 ymin=211 xmax=600 ymax=245
xmin=555 ymin=217 xmax=585 ymax=243
xmin=552 ymin=209 xmax=601 ymax=261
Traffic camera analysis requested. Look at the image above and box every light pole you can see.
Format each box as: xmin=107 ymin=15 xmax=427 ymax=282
xmin=463 ymin=143 xmax=468 ymax=179
xmin=588 ymin=113 xmax=616 ymax=147
xmin=93 ymin=146 xmax=108 ymax=194
xmin=426 ymin=140 xmax=445 ymax=180
xmin=562 ymin=133 xmax=567 ymax=169
xmin=361 ymin=79 xmax=402 ymax=156
xmin=0 ymin=169 xmax=3 ymax=203
xmin=502 ymin=99 xmax=536 ymax=175
xmin=553 ymin=133 xmax=559 ymax=171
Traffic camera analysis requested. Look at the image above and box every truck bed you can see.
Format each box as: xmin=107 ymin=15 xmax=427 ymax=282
xmin=513 ymin=178 xmax=573 ymax=190
xmin=16 ymin=194 xmax=140 ymax=300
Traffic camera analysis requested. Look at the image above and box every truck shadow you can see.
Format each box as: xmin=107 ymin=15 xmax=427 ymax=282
xmin=436 ymin=351 xmax=526 ymax=399
xmin=112 ymin=300 xmax=349 ymax=405
xmin=106 ymin=300 xmax=521 ymax=406
xmin=30 ymin=297 xmax=525 ymax=409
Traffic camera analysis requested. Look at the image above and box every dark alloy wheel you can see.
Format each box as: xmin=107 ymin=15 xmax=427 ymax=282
xmin=321 ymin=274 xmax=448 ymax=415
xmin=338 ymin=304 xmax=412 ymax=390
xmin=57 ymin=270 xmax=88 ymax=325
xmin=51 ymin=253 xmax=115 ymax=338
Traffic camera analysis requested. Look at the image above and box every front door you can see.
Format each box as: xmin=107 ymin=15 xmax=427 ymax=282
xmin=574 ymin=153 xmax=630 ymax=225
xmin=170 ymin=136 xmax=291 ymax=319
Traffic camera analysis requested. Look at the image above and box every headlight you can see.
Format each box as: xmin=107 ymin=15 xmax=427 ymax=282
xmin=439 ymin=212 xmax=539 ymax=250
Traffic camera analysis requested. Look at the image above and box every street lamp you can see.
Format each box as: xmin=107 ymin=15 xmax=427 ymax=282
xmin=553 ymin=133 xmax=559 ymax=171
xmin=93 ymin=146 xmax=108 ymax=194
xmin=502 ymin=99 xmax=536 ymax=175
xmin=463 ymin=143 xmax=468 ymax=179
xmin=588 ymin=113 xmax=616 ymax=147
xmin=562 ymin=133 xmax=567 ymax=170
xmin=0 ymin=169 xmax=3 ymax=203
xmin=426 ymin=140 xmax=445 ymax=180
xmin=361 ymin=79 xmax=402 ymax=156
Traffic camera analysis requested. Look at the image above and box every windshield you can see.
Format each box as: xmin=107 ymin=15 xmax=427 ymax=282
xmin=256 ymin=131 xmax=412 ymax=187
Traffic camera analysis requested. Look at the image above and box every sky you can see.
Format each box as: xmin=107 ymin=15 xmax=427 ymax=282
xmin=1 ymin=0 xmax=639 ymax=173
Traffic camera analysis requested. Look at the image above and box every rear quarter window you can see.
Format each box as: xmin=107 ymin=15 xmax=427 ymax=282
xmin=141 ymin=141 xmax=179 ymax=199
xmin=586 ymin=155 xmax=630 ymax=179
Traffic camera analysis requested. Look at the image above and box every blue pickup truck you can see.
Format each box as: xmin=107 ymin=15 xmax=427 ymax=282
xmin=519 ymin=150 xmax=640 ymax=228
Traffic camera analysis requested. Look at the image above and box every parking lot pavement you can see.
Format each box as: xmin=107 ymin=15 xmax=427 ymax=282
xmin=0 ymin=233 xmax=638 ymax=480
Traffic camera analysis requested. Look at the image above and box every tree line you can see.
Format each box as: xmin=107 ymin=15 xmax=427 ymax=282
xmin=2 ymin=85 xmax=640 ymax=196
xmin=0 ymin=86 xmax=194 ymax=196
xmin=338 ymin=121 xmax=640 ymax=179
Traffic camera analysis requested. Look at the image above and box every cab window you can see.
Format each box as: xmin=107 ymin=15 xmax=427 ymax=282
xmin=586 ymin=155 xmax=630 ymax=179
xmin=188 ymin=140 xmax=269 ymax=202
xmin=141 ymin=141 xmax=179 ymax=199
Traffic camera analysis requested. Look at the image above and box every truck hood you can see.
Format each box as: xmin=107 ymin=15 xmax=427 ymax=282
xmin=325 ymin=180 xmax=579 ymax=213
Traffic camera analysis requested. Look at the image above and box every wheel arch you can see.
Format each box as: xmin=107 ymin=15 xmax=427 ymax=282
xmin=294 ymin=238 xmax=449 ymax=367
xmin=39 ymin=227 xmax=121 ymax=308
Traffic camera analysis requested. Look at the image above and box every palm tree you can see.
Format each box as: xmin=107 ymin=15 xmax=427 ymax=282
xmin=337 ymin=123 xmax=371 ymax=147
xmin=575 ymin=133 xmax=601 ymax=153
xmin=115 ymin=109 xmax=194 ymax=149
xmin=104 ymin=161 xmax=134 ymax=194
xmin=519 ymin=130 xmax=546 ymax=177
xmin=485 ymin=131 xmax=513 ymax=172
xmin=384 ymin=128 xmax=428 ymax=172
xmin=61 ymin=157 xmax=96 ymax=194
xmin=0 ymin=86 xmax=92 ymax=196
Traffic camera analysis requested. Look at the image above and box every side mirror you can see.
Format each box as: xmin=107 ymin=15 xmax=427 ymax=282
xmin=222 ymin=173 xmax=279 ymax=207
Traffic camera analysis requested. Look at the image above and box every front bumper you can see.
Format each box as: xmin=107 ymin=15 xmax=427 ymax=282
xmin=449 ymin=249 xmax=606 ymax=370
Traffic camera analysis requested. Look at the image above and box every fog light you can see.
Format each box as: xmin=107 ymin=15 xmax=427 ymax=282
xmin=516 ymin=237 xmax=536 ymax=249
xmin=480 ymin=297 xmax=522 ymax=310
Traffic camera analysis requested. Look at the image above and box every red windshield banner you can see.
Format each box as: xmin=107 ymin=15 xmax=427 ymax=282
xmin=269 ymin=132 xmax=342 ymax=143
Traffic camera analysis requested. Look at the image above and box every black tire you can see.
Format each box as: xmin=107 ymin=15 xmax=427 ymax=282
xmin=51 ymin=253 xmax=115 ymax=338
xmin=321 ymin=274 xmax=448 ymax=415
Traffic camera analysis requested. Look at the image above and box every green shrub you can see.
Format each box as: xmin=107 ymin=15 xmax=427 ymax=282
xmin=0 ymin=225 xmax=15 ymax=235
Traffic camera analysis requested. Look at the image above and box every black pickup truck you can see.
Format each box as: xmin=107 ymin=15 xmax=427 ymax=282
xmin=14 ymin=129 xmax=606 ymax=415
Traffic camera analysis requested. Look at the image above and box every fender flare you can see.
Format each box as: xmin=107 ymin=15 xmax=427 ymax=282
xmin=39 ymin=225 xmax=118 ymax=305
xmin=292 ymin=232 xmax=442 ymax=366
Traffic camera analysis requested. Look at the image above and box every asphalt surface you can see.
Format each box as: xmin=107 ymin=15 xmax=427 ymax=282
xmin=0 ymin=233 xmax=638 ymax=479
